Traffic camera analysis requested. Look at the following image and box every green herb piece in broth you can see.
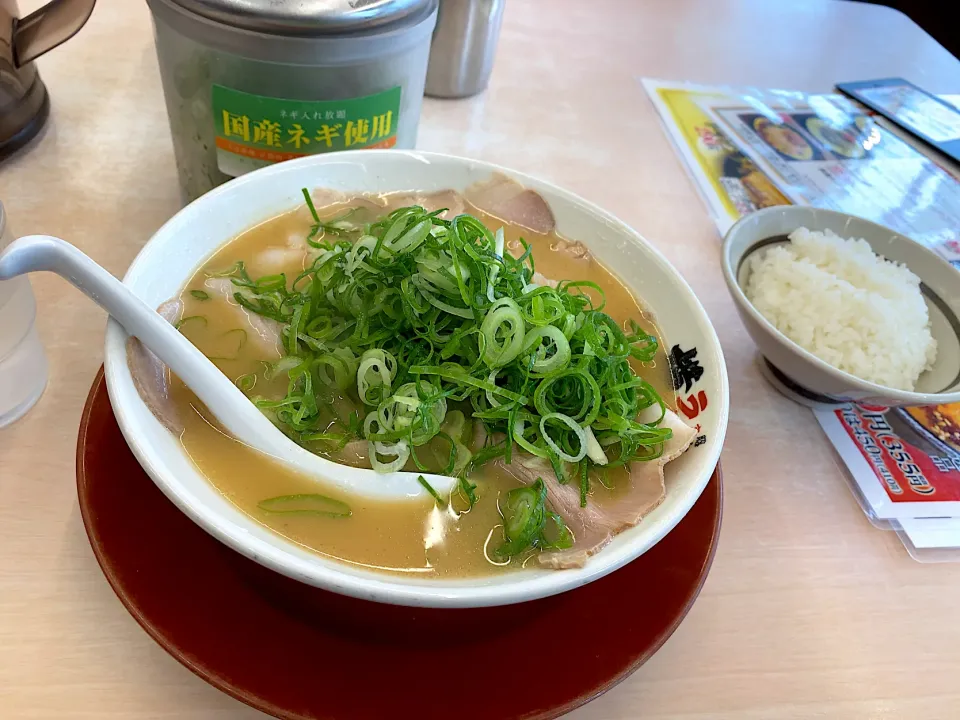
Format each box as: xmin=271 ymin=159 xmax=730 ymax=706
xmin=190 ymin=289 xmax=211 ymax=301
xmin=497 ymin=479 xmax=548 ymax=557
xmin=457 ymin=476 xmax=478 ymax=508
xmin=235 ymin=373 xmax=257 ymax=392
xmin=540 ymin=511 xmax=574 ymax=550
xmin=258 ymin=494 xmax=352 ymax=518
xmin=417 ymin=475 xmax=446 ymax=507
xmin=496 ymin=479 xmax=574 ymax=557
xmin=207 ymin=328 xmax=247 ymax=361
xmin=302 ymin=187 xmax=320 ymax=223
xmin=175 ymin=315 xmax=207 ymax=331
xmin=579 ymin=459 xmax=589 ymax=508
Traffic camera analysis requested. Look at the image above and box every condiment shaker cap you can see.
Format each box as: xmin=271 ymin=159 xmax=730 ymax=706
xmin=158 ymin=0 xmax=436 ymax=36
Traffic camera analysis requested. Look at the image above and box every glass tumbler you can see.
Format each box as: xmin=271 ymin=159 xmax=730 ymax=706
xmin=0 ymin=201 xmax=47 ymax=427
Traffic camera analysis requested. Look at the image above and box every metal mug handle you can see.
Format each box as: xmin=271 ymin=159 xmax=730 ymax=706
xmin=13 ymin=0 xmax=95 ymax=67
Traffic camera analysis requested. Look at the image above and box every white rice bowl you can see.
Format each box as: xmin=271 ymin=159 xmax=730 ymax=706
xmin=744 ymin=227 xmax=937 ymax=391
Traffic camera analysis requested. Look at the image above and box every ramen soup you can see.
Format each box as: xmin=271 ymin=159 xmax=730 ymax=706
xmin=130 ymin=176 xmax=695 ymax=577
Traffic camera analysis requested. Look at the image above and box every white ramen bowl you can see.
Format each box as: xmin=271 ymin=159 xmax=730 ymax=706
xmin=103 ymin=151 xmax=729 ymax=608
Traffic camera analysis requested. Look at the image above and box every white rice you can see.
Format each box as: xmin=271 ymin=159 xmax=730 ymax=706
xmin=744 ymin=227 xmax=937 ymax=391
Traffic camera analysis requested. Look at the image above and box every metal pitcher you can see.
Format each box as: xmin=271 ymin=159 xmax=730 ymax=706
xmin=0 ymin=0 xmax=96 ymax=158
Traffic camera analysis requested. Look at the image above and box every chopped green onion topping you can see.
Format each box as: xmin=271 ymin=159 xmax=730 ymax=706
xmin=209 ymin=190 xmax=671 ymax=495
xmin=497 ymin=478 xmax=573 ymax=556
xmin=190 ymin=289 xmax=210 ymax=301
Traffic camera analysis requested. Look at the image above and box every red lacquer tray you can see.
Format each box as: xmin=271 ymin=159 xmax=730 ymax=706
xmin=77 ymin=369 xmax=722 ymax=719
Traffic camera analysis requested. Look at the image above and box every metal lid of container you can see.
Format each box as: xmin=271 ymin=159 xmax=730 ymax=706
xmin=164 ymin=0 xmax=436 ymax=36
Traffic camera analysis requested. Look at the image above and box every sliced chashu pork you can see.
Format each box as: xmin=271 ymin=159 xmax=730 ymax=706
xmin=128 ymin=280 xmax=284 ymax=428
xmin=496 ymin=409 xmax=696 ymax=569
xmin=308 ymin=188 xmax=464 ymax=223
xmin=308 ymin=175 xmax=554 ymax=233
xmin=384 ymin=175 xmax=554 ymax=232
xmin=203 ymin=277 xmax=284 ymax=360
xmin=126 ymin=299 xmax=185 ymax=433
xmin=465 ymin=173 xmax=556 ymax=234
xmin=383 ymin=189 xmax=465 ymax=220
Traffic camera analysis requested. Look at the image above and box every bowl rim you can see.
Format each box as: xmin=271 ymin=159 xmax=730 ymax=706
xmin=104 ymin=149 xmax=730 ymax=607
xmin=721 ymin=205 xmax=960 ymax=405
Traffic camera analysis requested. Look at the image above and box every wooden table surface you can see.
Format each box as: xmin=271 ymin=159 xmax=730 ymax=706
xmin=2 ymin=0 xmax=960 ymax=717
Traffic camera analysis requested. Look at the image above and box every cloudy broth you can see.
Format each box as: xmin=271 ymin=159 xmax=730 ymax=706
xmin=170 ymin=197 xmax=673 ymax=577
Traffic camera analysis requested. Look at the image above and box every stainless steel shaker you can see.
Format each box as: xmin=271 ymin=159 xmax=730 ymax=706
xmin=425 ymin=0 xmax=504 ymax=98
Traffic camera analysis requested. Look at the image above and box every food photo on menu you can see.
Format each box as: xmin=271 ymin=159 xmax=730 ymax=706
xmin=1 ymin=1 xmax=960 ymax=718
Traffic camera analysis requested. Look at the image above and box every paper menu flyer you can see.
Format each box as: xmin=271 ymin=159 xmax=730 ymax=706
xmin=813 ymin=405 xmax=960 ymax=520
xmin=640 ymin=79 xmax=790 ymax=233
xmin=643 ymin=79 xmax=960 ymax=550
xmin=642 ymin=80 xmax=960 ymax=240
xmin=897 ymin=517 xmax=960 ymax=550
xmin=696 ymin=91 xmax=960 ymax=266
